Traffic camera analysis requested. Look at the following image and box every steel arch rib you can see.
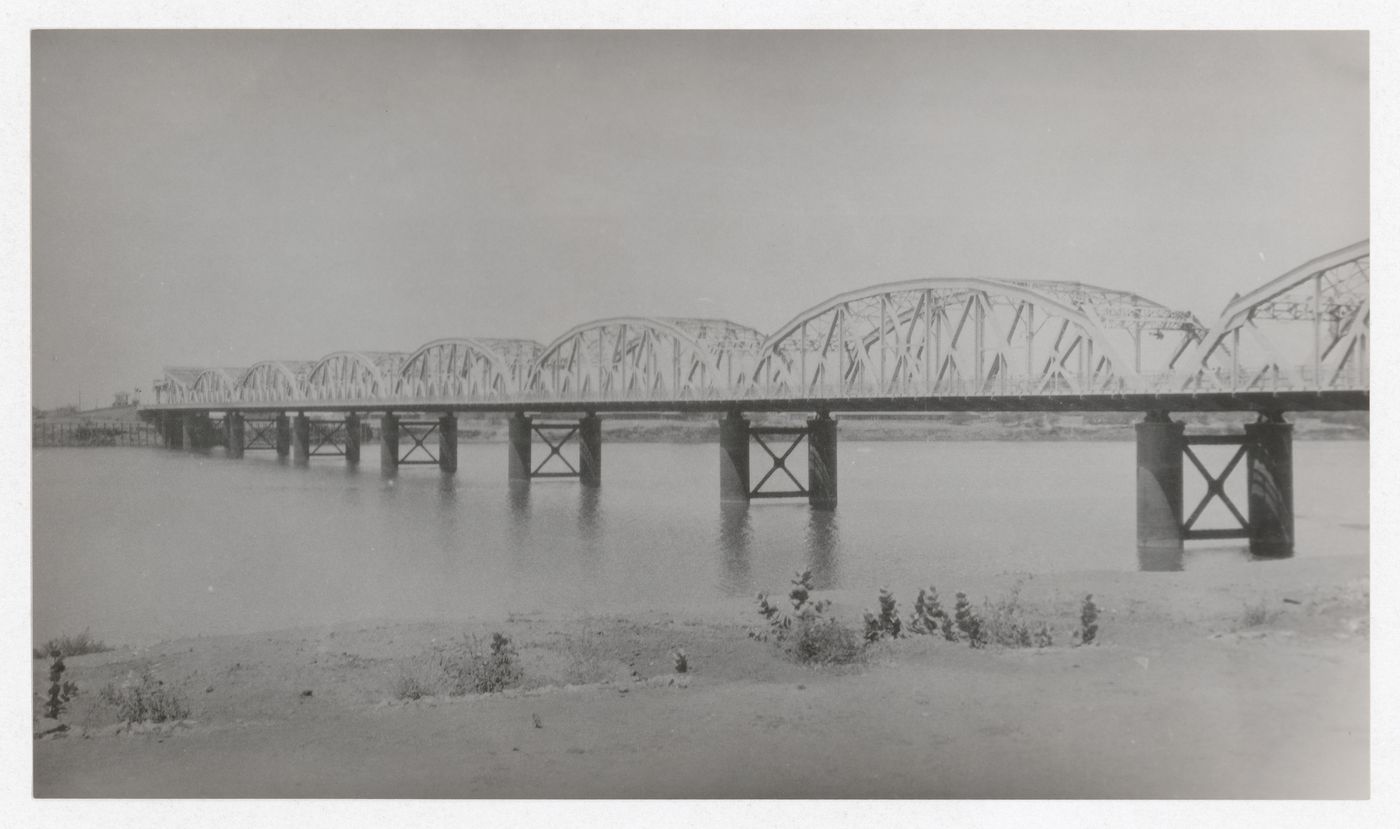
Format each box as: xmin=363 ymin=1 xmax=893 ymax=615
xmin=1193 ymin=239 xmax=1370 ymax=360
xmin=236 ymin=361 xmax=311 ymax=405
xmin=306 ymin=351 xmax=405 ymax=402
xmin=396 ymin=337 xmax=538 ymax=401
xmin=755 ymin=277 xmax=1130 ymax=394
xmin=191 ymin=367 xmax=247 ymax=405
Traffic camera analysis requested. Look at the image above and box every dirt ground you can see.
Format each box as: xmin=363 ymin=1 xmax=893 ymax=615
xmin=32 ymin=554 xmax=1368 ymax=799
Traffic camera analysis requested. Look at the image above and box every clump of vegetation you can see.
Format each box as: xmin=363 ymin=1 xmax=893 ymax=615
xmin=396 ymin=632 xmax=527 ymax=699
xmin=907 ymin=586 xmax=953 ymax=639
xmin=442 ymin=633 xmax=524 ymax=695
xmin=34 ymin=629 xmax=113 ymax=659
xmin=863 ymin=588 xmax=903 ymax=642
xmin=42 ymin=655 xmax=80 ymax=719
xmin=673 ymin=649 xmax=688 ymax=674
xmin=753 ymin=571 xmax=865 ymax=666
xmin=562 ymin=625 xmax=612 ymax=685
xmin=1237 ymin=599 xmax=1278 ymax=630
xmin=981 ymin=582 xmax=1047 ymax=648
xmin=98 ymin=668 xmax=189 ymax=724
xmin=1076 ymin=594 xmax=1100 ymax=645
xmin=953 ymin=593 xmax=987 ymax=648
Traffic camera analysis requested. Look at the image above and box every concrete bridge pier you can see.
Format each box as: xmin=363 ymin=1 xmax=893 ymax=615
xmin=380 ymin=413 xmax=399 ymax=473
xmin=1246 ymin=413 xmax=1294 ymax=557
xmin=807 ymin=412 xmax=838 ymax=509
xmin=345 ymin=413 xmax=361 ymax=464
xmin=1136 ymin=411 xmax=1185 ymax=549
xmin=162 ymin=412 xmax=184 ymax=449
xmin=508 ymin=413 xmax=532 ymax=482
xmin=438 ymin=413 xmax=458 ymax=474
xmin=275 ymin=413 xmax=291 ymax=458
xmin=719 ymin=411 xmax=750 ymax=503
xmin=182 ymin=413 xmax=215 ymax=451
xmin=225 ymin=412 xmax=245 ymax=459
xmin=292 ymin=413 xmax=311 ymax=463
xmin=579 ymin=413 xmax=602 ymax=487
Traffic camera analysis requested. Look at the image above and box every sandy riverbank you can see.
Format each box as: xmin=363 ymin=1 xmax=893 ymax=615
xmin=33 ymin=554 xmax=1368 ymax=798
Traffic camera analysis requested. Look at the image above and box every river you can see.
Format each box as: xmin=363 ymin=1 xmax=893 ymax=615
xmin=32 ymin=440 xmax=1369 ymax=644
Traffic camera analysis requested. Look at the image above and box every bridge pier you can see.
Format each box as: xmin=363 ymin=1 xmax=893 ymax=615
xmin=380 ymin=413 xmax=399 ymax=473
xmin=1136 ymin=411 xmax=1185 ymax=549
xmin=162 ymin=412 xmax=184 ymax=449
xmin=807 ymin=413 xmax=838 ymax=509
xmin=579 ymin=413 xmax=602 ymax=487
xmin=182 ymin=413 xmax=215 ymax=451
xmin=292 ymin=413 xmax=311 ymax=463
xmin=275 ymin=413 xmax=291 ymax=458
xmin=345 ymin=413 xmax=361 ymax=464
xmin=719 ymin=412 xmax=750 ymax=503
xmin=225 ymin=412 xmax=245 ymax=459
xmin=1246 ymin=413 xmax=1294 ymax=557
xmin=508 ymin=413 xmax=533 ymax=482
xmin=438 ymin=413 xmax=458 ymax=474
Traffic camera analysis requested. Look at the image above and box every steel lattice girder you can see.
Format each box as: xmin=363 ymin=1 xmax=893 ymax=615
xmin=1182 ymin=240 xmax=1369 ymax=392
xmin=236 ymin=361 xmax=313 ymax=404
xmin=154 ymin=367 xmax=203 ymax=404
xmin=396 ymin=338 xmax=543 ymax=401
xmin=526 ymin=317 xmax=768 ymax=401
xmin=751 ymin=278 xmax=1137 ymax=398
xmin=189 ymin=367 xmax=248 ymax=405
xmin=306 ymin=351 xmax=407 ymax=401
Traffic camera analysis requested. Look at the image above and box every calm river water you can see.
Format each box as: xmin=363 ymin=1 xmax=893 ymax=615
xmin=33 ymin=440 xmax=1368 ymax=644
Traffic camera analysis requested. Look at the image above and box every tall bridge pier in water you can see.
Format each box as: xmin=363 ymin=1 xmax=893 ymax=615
xmin=144 ymin=241 xmax=1369 ymax=560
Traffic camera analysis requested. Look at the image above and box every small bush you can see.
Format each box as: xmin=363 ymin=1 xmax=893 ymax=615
xmin=1237 ymin=599 xmax=1277 ymax=630
xmin=440 ymin=633 xmax=524 ymax=695
xmin=562 ymin=625 xmax=612 ymax=685
xmin=863 ymin=588 xmax=903 ymax=642
xmin=908 ymin=586 xmax=950 ymax=637
xmin=673 ymin=650 xmax=688 ymax=674
xmin=754 ymin=571 xmax=864 ymax=665
xmin=788 ymin=616 xmax=865 ymax=666
xmin=954 ymin=593 xmax=987 ymax=648
xmin=1077 ymin=594 xmax=1100 ymax=645
xmin=34 ymin=629 xmax=113 ymax=659
xmin=98 ymin=668 xmax=189 ymax=723
xmin=42 ymin=655 xmax=80 ymax=719
xmin=982 ymin=582 xmax=1048 ymax=648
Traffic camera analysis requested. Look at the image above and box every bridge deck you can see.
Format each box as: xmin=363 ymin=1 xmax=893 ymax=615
xmin=140 ymin=390 xmax=1367 ymax=416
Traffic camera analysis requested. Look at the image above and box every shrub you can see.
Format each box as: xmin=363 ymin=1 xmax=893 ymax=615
xmin=673 ymin=650 xmax=688 ymax=674
xmin=981 ymin=582 xmax=1041 ymax=648
xmin=42 ymin=655 xmax=80 ymax=719
xmin=908 ymin=586 xmax=949 ymax=637
xmin=1237 ymin=599 xmax=1277 ymax=630
xmin=440 ymin=633 xmax=524 ymax=695
xmin=562 ymin=625 xmax=612 ymax=685
xmin=954 ymin=593 xmax=987 ymax=648
xmin=34 ymin=629 xmax=113 ymax=659
xmin=862 ymin=588 xmax=903 ymax=642
xmin=788 ymin=615 xmax=865 ymax=666
xmin=1077 ymin=594 xmax=1100 ymax=645
xmin=754 ymin=571 xmax=865 ymax=665
xmin=98 ymin=668 xmax=189 ymax=723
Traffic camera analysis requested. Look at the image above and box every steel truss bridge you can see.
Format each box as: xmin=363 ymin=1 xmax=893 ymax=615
xmin=151 ymin=240 xmax=1368 ymax=414
xmin=144 ymin=241 xmax=1369 ymax=558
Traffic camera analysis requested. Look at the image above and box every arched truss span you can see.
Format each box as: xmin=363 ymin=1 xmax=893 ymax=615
xmin=306 ymin=351 xmax=407 ymax=401
xmin=236 ymin=361 xmax=313 ymax=404
xmin=154 ymin=367 xmax=202 ymax=404
xmin=752 ymin=278 xmax=1136 ymax=398
xmin=1005 ymin=281 xmax=1208 ymax=381
xmin=527 ymin=317 xmax=768 ymax=401
xmin=1182 ymin=240 xmax=1369 ymax=392
xmin=395 ymin=338 xmax=543 ymax=401
xmin=189 ymin=368 xmax=248 ymax=405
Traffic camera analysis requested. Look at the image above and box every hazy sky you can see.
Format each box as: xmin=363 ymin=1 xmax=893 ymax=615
xmin=31 ymin=30 xmax=1367 ymax=409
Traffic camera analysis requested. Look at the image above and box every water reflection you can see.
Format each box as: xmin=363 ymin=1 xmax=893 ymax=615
xmin=804 ymin=508 xmax=840 ymax=589
xmin=1136 ymin=545 xmax=1184 ymax=572
xmin=577 ymin=487 xmax=603 ymax=576
xmin=717 ymin=503 xmax=752 ymax=595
